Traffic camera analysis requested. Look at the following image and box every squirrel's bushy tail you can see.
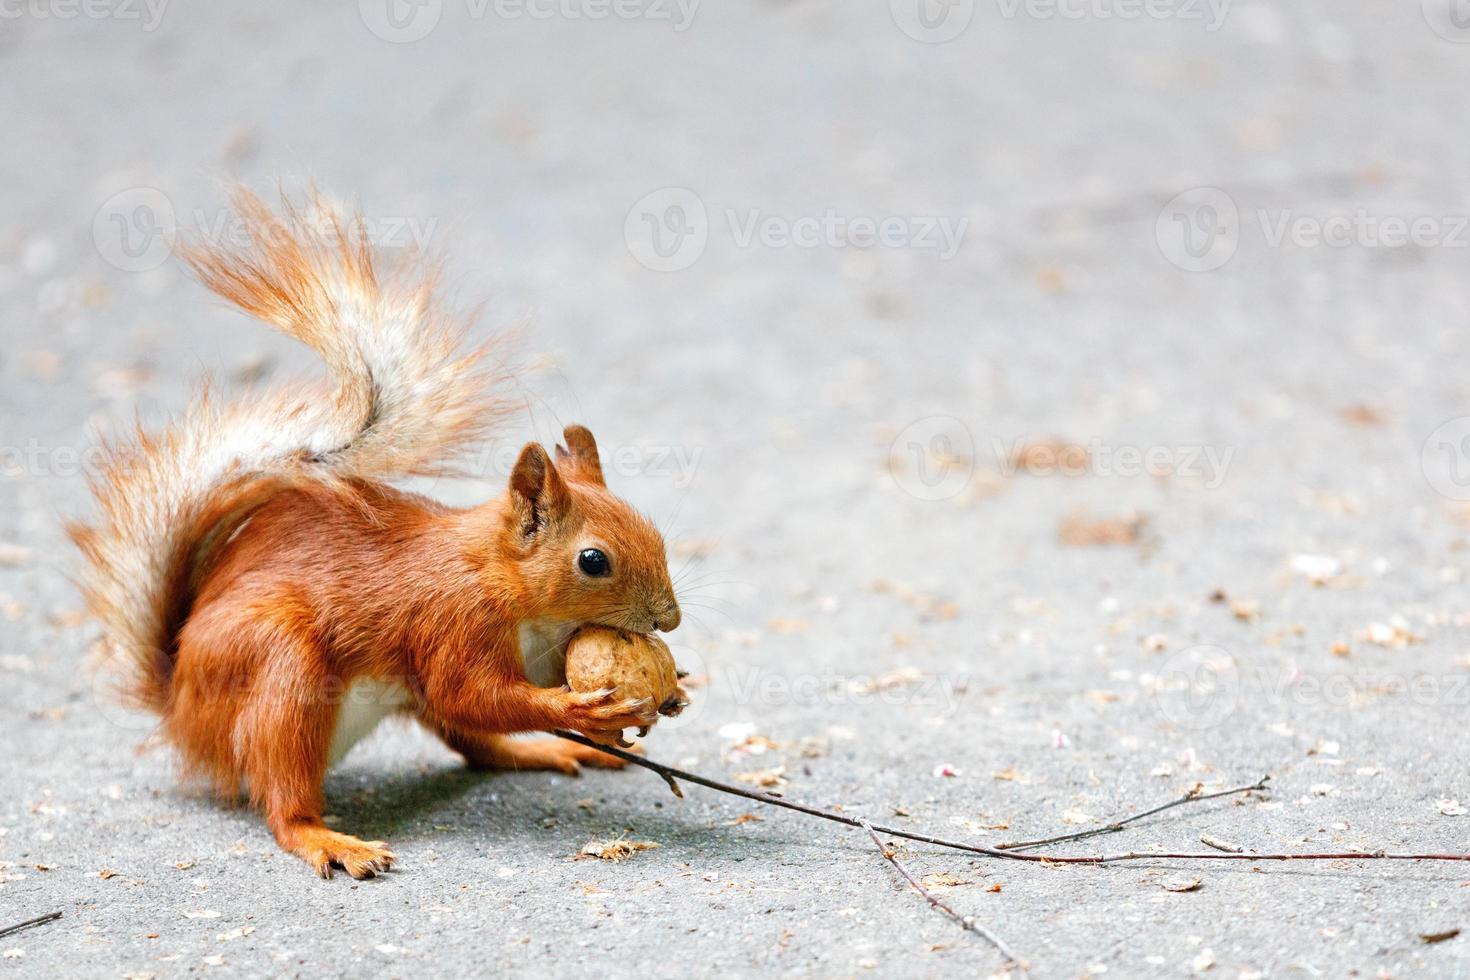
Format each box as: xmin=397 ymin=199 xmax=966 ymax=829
xmin=69 ymin=188 xmax=513 ymax=714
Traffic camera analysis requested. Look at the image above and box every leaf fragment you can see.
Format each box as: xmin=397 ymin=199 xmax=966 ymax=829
xmin=1162 ymin=877 xmax=1203 ymax=893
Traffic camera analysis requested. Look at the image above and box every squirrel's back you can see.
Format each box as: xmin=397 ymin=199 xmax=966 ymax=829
xmin=69 ymin=189 xmax=513 ymax=714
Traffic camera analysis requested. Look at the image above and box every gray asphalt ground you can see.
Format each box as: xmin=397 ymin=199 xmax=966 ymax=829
xmin=4 ymin=2 xmax=1470 ymax=977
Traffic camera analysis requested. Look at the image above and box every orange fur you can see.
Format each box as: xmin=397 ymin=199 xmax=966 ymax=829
xmin=69 ymin=191 xmax=681 ymax=879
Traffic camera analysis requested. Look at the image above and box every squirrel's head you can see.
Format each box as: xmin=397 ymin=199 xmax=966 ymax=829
xmin=497 ymin=425 xmax=681 ymax=634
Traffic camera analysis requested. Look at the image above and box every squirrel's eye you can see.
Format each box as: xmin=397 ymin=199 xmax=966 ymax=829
xmin=577 ymin=548 xmax=611 ymax=577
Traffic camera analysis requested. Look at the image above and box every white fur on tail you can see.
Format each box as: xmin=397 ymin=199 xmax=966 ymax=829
xmin=69 ymin=189 xmax=512 ymax=713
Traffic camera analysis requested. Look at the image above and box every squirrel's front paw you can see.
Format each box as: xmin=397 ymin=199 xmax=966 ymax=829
xmin=558 ymin=687 xmax=658 ymax=739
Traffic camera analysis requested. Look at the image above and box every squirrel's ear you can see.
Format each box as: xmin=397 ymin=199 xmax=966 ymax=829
xmin=509 ymin=443 xmax=572 ymax=536
xmin=553 ymin=424 xmax=605 ymax=487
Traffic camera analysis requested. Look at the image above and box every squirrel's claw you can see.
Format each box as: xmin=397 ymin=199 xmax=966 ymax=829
xmin=561 ymin=690 xmax=657 ymax=738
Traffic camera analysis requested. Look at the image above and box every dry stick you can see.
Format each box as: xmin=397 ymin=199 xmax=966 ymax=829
xmin=0 ymin=911 xmax=62 ymax=940
xmin=996 ymin=775 xmax=1271 ymax=852
xmin=554 ymin=731 xmax=1470 ymax=865
xmin=858 ymin=817 xmax=1023 ymax=967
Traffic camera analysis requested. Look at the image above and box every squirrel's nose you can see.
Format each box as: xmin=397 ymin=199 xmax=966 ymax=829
xmin=653 ymin=604 xmax=681 ymax=633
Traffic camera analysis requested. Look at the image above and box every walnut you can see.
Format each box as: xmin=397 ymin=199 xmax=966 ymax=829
xmin=564 ymin=626 xmax=689 ymax=745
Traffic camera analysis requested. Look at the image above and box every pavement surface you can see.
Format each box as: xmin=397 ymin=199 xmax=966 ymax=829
xmin=3 ymin=2 xmax=1470 ymax=977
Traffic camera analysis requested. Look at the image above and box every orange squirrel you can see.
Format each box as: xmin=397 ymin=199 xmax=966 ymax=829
xmin=69 ymin=190 xmax=681 ymax=879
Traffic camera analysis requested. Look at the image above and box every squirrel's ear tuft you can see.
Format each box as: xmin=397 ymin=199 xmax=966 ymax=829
xmin=553 ymin=424 xmax=605 ymax=487
xmin=509 ymin=443 xmax=571 ymax=536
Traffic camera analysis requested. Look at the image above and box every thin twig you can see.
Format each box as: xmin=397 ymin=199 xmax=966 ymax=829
xmin=554 ymin=731 xmax=1470 ymax=866
xmin=0 ymin=911 xmax=62 ymax=940
xmin=1044 ymin=849 xmax=1470 ymax=864
xmin=859 ymin=817 xmax=1023 ymax=967
xmin=996 ymin=776 xmax=1271 ymax=851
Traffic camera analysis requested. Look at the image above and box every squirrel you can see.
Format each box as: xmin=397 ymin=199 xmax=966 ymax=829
xmin=68 ymin=190 xmax=682 ymax=880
